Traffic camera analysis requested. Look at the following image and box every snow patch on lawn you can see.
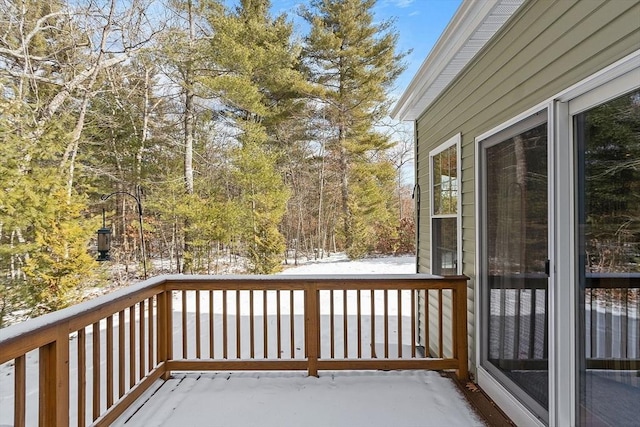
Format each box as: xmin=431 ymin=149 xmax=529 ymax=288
xmin=281 ymin=253 xmax=415 ymax=275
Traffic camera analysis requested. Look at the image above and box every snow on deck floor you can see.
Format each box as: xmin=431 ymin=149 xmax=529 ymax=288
xmin=5 ymin=255 xmax=480 ymax=426
xmin=114 ymin=370 xmax=484 ymax=427
xmin=114 ymin=256 xmax=485 ymax=426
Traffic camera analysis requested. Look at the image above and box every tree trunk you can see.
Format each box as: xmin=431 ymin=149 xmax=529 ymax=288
xmin=339 ymin=138 xmax=351 ymax=249
xmin=182 ymin=0 xmax=196 ymax=273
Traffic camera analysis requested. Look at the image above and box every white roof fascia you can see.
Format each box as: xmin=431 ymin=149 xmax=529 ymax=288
xmin=391 ymin=0 xmax=525 ymax=121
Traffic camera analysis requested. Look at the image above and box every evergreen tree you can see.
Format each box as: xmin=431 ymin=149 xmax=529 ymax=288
xmin=301 ymin=0 xmax=407 ymax=255
xmin=199 ymin=0 xmax=307 ymax=273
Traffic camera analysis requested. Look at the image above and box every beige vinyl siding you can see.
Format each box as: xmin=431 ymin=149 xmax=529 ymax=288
xmin=415 ymin=0 xmax=640 ymax=372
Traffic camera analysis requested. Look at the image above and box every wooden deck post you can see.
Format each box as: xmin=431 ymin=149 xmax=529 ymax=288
xmin=453 ymin=279 xmax=468 ymax=381
xmin=305 ymin=283 xmax=319 ymax=377
xmin=38 ymin=325 xmax=70 ymax=427
xmin=158 ymin=290 xmax=173 ymax=380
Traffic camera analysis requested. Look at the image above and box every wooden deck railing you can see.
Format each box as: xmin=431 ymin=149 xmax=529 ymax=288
xmin=487 ymin=274 xmax=640 ymax=370
xmin=585 ymin=274 xmax=640 ymax=369
xmin=0 ymin=274 xmax=468 ymax=427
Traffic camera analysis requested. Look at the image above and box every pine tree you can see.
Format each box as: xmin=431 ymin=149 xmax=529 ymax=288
xmin=197 ymin=0 xmax=306 ymax=273
xmin=301 ymin=0 xmax=407 ymax=255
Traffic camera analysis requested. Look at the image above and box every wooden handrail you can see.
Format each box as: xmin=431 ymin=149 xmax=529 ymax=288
xmin=0 ymin=274 xmax=469 ymax=426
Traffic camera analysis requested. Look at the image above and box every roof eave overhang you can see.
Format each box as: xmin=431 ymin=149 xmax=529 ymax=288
xmin=391 ymin=0 xmax=525 ymax=122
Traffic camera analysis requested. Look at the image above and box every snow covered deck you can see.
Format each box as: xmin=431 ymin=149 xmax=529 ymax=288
xmin=113 ymin=370 xmax=484 ymax=427
xmin=0 ymin=259 xmax=471 ymax=427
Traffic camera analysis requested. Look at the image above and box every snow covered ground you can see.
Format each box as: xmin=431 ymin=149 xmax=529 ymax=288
xmin=280 ymin=253 xmax=416 ymax=275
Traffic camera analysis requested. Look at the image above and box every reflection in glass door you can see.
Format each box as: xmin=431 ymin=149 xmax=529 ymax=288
xmin=576 ymin=88 xmax=640 ymax=426
xmin=482 ymin=114 xmax=549 ymax=420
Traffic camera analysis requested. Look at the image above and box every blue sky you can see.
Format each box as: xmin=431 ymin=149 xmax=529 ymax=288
xmin=265 ymin=0 xmax=463 ymax=95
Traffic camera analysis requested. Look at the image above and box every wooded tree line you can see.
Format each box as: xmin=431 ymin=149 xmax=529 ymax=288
xmin=0 ymin=0 xmax=415 ymax=324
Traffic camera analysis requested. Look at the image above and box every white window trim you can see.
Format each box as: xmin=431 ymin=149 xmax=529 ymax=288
xmin=429 ymin=133 xmax=462 ymax=275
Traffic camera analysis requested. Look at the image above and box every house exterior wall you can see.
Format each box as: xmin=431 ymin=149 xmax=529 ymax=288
xmin=415 ymin=0 xmax=640 ymax=373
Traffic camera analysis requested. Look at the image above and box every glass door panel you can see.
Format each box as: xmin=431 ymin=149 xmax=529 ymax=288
xmin=576 ymin=88 xmax=640 ymax=426
xmin=482 ymin=117 xmax=549 ymax=419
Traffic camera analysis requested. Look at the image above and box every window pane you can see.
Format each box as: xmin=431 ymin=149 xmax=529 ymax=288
xmin=484 ymin=120 xmax=548 ymax=414
xmin=432 ymin=145 xmax=458 ymax=215
xmin=432 ymin=217 xmax=457 ymax=275
xmin=577 ymin=89 xmax=640 ymax=427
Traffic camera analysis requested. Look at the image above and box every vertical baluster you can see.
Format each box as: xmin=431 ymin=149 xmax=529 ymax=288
xmin=543 ymin=288 xmax=549 ymax=359
xmin=290 ymin=290 xmax=295 ymax=358
xmin=139 ymin=300 xmax=146 ymax=379
xmin=118 ymin=311 xmax=125 ymax=397
xmin=590 ymin=287 xmax=597 ymax=358
xmin=317 ymin=290 xmax=321 ymax=361
xmin=92 ymin=322 xmax=100 ymax=421
xmin=330 ymin=290 xmax=335 ymax=358
xmin=343 ymin=289 xmax=348 ymax=358
xmin=277 ymin=290 xmax=282 ymax=359
xmin=398 ymin=289 xmax=403 ymax=358
xmin=384 ymin=289 xmax=389 ymax=358
xmin=236 ymin=290 xmax=241 ymax=359
xmin=148 ymin=297 xmax=154 ymax=368
xmin=411 ymin=290 xmax=416 ymax=358
xmin=77 ymin=330 xmax=86 ymax=427
xmin=605 ymin=288 xmax=612 ymax=358
xmin=514 ymin=288 xmax=522 ymax=360
xmin=106 ymin=316 xmax=114 ymax=408
xmin=223 ymin=290 xmax=228 ymax=359
xmin=371 ymin=289 xmax=376 ymax=358
xmin=424 ymin=291 xmax=430 ymax=357
xmin=182 ymin=291 xmax=187 ymax=359
xmin=129 ymin=306 xmax=136 ymax=387
xmin=529 ymin=289 xmax=537 ymax=359
xmin=357 ymin=290 xmax=362 ymax=358
xmin=209 ymin=291 xmax=214 ymax=359
xmin=250 ymin=290 xmax=255 ymax=359
xmin=498 ymin=288 xmax=507 ymax=362
xmin=622 ymin=289 xmax=629 ymax=358
xmin=195 ymin=291 xmax=201 ymax=359
xmin=14 ymin=355 xmax=26 ymax=427
xmin=636 ymin=288 xmax=640 ymax=359
xmin=438 ymin=289 xmax=443 ymax=358
xmin=263 ymin=290 xmax=268 ymax=358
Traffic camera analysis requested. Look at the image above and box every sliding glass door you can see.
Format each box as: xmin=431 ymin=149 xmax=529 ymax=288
xmin=481 ymin=112 xmax=549 ymax=421
xmin=575 ymin=88 xmax=640 ymax=426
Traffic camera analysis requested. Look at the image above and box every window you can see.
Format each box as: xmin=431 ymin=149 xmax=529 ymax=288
xmin=430 ymin=135 xmax=460 ymax=275
xmin=574 ymin=88 xmax=640 ymax=427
